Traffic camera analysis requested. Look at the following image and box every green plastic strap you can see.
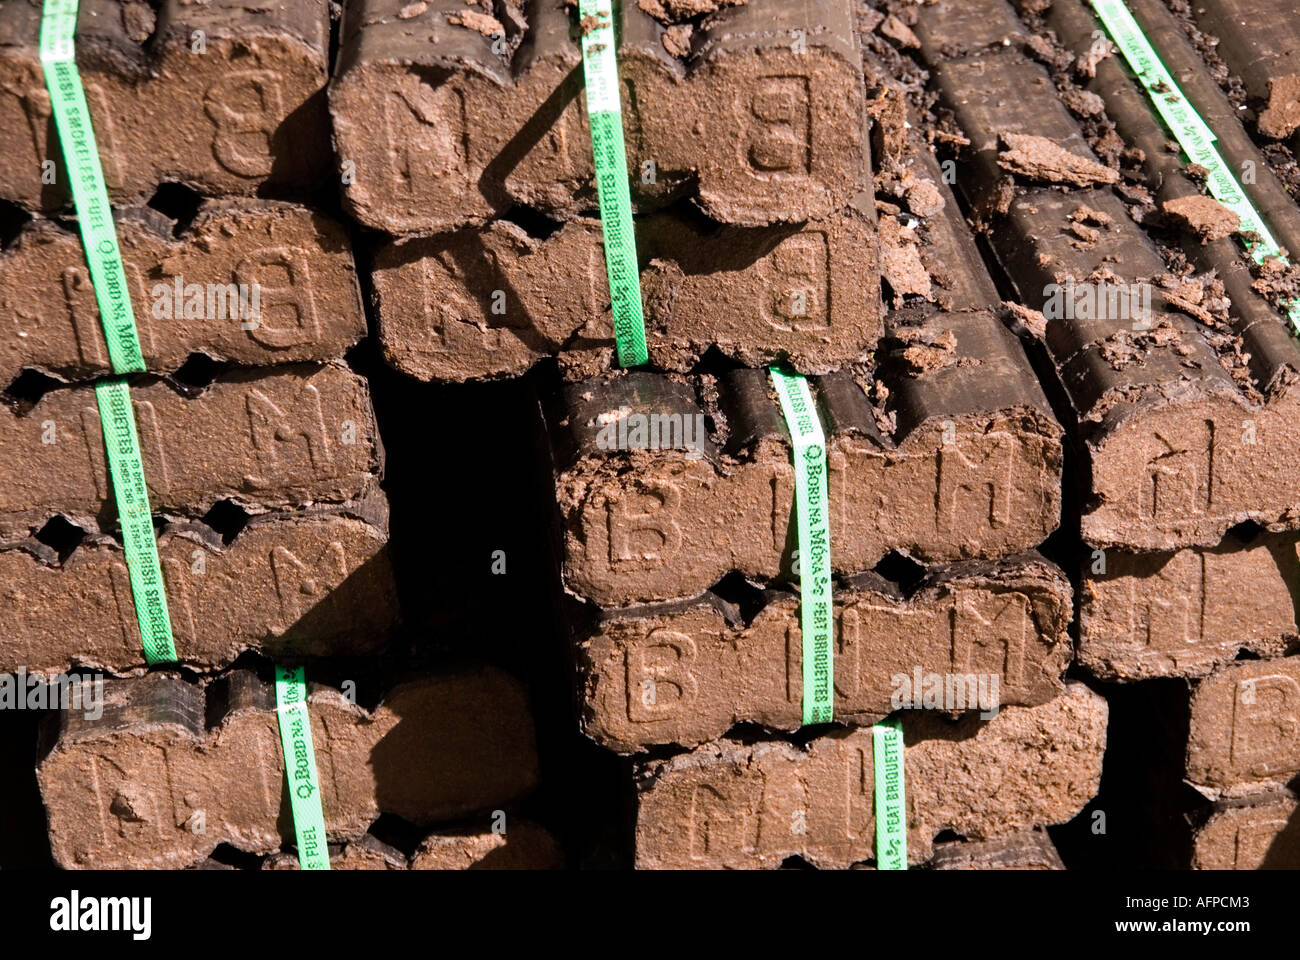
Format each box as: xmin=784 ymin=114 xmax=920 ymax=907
xmin=94 ymin=380 xmax=176 ymax=663
xmin=1090 ymin=0 xmax=1300 ymax=333
xmin=768 ymin=367 xmax=833 ymax=725
xmin=872 ymin=718 xmax=907 ymax=870
xmin=579 ymin=0 xmax=649 ymax=368
xmin=40 ymin=0 xmax=175 ymax=663
xmin=275 ymin=665 xmax=330 ymax=871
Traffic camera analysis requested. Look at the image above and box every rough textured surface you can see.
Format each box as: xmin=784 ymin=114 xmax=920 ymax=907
xmin=1080 ymin=534 xmax=1299 ymax=681
xmin=38 ymin=667 xmax=539 ymax=869
xmin=18 ymin=0 xmax=1300 ymax=875
xmin=0 ymin=497 xmax=396 ymax=675
xmin=1046 ymin=0 xmax=1300 ymax=271
xmin=1260 ymin=76 xmax=1300 ymax=141
xmin=331 ymin=0 xmax=867 ymax=231
xmin=0 ymin=363 xmax=382 ymax=540
xmin=1048 ymin=0 xmax=1300 ymax=538
xmin=633 ymin=683 xmax=1107 ymax=869
xmin=918 ymin=2 xmax=1300 ymax=551
xmin=997 ymin=132 xmax=1119 ymax=187
xmin=408 ymin=820 xmax=563 ymax=869
xmin=1162 ymin=195 xmax=1240 ymax=243
xmin=371 ymin=200 xmax=882 ymax=381
xmin=1187 ymin=657 xmax=1300 ymax=800
xmin=1186 ymin=0 xmax=1300 ymax=142
xmin=543 ymin=122 xmax=1060 ymax=605
xmin=0 ymin=0 xmax=330 ymax=210
xmin=263 ymin=819 xmax=563 ymax=869
xmin=0 ymin=201 xmax=365 ymax=383
xmin=637 ymin=0 xmax=747 ymax=23
xmin=548 ymin=358 xmax=1061 ymax=606
xmin=577 ymin=554 xmax=1073 ymax=752
xmin=929 ymin=829 xmax=1065 ymax=869
xmin=1192 ymin=792 xmax=1300 ymax=869
xmin=878 ymin=215 xmax=932 ymax=304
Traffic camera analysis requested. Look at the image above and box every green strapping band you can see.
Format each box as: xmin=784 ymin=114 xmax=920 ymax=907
xmin=768 ymin=367 xmax=833 ymax=725
xmin=40 ymin=0 xmax=176 ymax=663
xmin=872 ymin=718 xmax=907 ymax=870
xmin=275 ymin=665 xmax=330 ymax=871
xmin=1090 ymin=0 xmax=1300 ymax=334
xmin=94 ymin=380 xmax=176 ymax=663
xmin=579 ymin=0 xmax=649 ymax=368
